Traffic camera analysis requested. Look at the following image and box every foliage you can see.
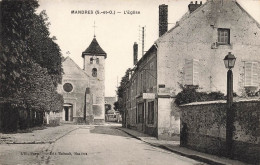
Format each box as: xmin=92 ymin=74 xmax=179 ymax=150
xmin=105 ymin=104 xmax=112 ymax=113
xmin=0 ymin=0 xmax=39 ymax=96
xmin=113 ymin=101 xmax=119 ymax=111
xmin=115 ymin=68 xmax=131 ymax=113
xmin=26 ymin=10 xmax=63 ymax=86
xmin=16 ymin=63 xmax=63 ymax=112
xmin=175 ymin=85 xmax=226 ymax=106
xmin=0 ymin=0 xmax=63 ymax=130
xmin=244 ymin=87 xmax=260 ymax=97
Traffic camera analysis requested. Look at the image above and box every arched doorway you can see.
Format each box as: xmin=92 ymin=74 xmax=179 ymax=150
xmin=63 ymin=104 xmax=73 ymax=121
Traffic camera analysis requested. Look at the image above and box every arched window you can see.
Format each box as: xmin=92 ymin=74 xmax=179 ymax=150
xmin=92 ymin=68 xmax=97 ymax=77
xmin=96 ymin=58 xmax=99 ymax=64
xmin=90 ymin=58 xmax=93 ymax=64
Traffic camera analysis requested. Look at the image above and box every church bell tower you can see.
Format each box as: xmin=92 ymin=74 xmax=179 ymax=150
xmin=82 ymin=36 xmax=106 ymax=123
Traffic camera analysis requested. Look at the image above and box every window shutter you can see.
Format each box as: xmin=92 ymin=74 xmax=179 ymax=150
xmin=245 ymin=62 xmax=252 ymax=86
xmin=193 ymin=60 xmax=199 ymax=85
xmin=245 ymin=62 xmax=259 ymax=87
xmin=185 ymin=60 xmax=193 ymax=85
xmin=252 ymin=62 xmax=258 ymax=86
xmin=185 ymin=59 xmax=199 ymax=85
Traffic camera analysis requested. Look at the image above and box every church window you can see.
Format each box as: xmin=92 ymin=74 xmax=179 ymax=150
xmin=90 ymin=58 xmax=93 ymax=64
xmin=96 ymin=58 xmax=99 ymax=64
xmin=92 ymin=68 xmax=97 ymax=77
xmin=63 ymin=83 xmax=73 ymax=92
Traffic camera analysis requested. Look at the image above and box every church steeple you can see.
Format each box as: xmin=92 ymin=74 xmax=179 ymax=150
xmin=81 ymin=35 xmax=106 ymax=124
xmin=82 ymin=37 xmax=107 ymax=58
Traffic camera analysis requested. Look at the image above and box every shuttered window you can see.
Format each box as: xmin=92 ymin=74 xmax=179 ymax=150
xmin=245 ymin=62 xmax=259 ymax=87
xmin=184 ymin=59 xmax=199 ymax=85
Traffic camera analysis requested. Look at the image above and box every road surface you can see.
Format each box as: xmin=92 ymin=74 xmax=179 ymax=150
xmin=0 ymin=124 xmax=206 ymax=165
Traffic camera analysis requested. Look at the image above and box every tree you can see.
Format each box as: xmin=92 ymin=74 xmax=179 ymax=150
xmin=115 ymin=68 xmax=131 ymax=114
xmin=0 ymin=0 xmax=63 ymax=130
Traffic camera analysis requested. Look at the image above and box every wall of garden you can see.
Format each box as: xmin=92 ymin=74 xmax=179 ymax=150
xmin=180 ymin=99 xmax=260 ymax=164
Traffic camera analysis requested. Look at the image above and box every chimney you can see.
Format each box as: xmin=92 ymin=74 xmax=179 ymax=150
xmin=133 ymin=42 xmax=138 ymax=65
xmin=159 ymin=4 xmax=168 ymax=37
xmin=188 ymin=1 xmax=202 ymax=13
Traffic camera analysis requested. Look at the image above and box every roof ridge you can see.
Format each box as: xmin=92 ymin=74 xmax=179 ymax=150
xmin=235 ymin=1 xmax=260 ymax=29
xmin=64 ymin=57 xmax=90 ymax=77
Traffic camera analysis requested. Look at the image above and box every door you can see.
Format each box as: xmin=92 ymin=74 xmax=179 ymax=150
xmin=64 ymin=106 xmax=69 ymax=121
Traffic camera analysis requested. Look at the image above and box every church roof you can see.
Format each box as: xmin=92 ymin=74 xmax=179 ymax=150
xmin=82 ymin=37 xmax=107 ymax=58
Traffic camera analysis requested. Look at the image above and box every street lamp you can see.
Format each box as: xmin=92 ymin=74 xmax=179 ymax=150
xmin=223 ymin=52 xmax=236 ymax=158
xmin=224 ymin=52 xmax=236 ymax=69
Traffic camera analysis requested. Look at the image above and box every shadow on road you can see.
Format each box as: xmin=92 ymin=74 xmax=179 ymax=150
xmin=89 ymin=124 xmax=131 ymax=138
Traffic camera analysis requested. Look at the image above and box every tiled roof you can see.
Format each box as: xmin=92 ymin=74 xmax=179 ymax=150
xmin=82 ymin=37 xmax=107 ymax=58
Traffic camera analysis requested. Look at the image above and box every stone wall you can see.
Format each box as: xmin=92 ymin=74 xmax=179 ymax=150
xmin=180 ymin=100 xmax=260 ymax=164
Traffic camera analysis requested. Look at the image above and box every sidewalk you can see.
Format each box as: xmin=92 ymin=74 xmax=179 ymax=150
xmin=0 ymin=124 xmax=89 ymax=144
xmin=117 ymin=127 xmax=249 ymax=165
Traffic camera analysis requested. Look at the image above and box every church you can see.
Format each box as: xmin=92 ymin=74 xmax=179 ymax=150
xmin=57 ymin=36 xmax=106 ymax=124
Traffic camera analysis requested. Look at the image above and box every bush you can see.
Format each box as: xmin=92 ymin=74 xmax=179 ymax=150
xmin=175 ymin=85 xmax=226 ymax=106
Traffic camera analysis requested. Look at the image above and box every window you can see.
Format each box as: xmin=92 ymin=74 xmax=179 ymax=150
xmin=137 ymin=103 xmax=144 ymax=123
xmin=218 ymin=28 xmax=230 ymax=45
xmin=184 ymin=59 xmax=199 ymax=85
xmin=63 ymin=83 xmax=73 ymax=92
xmin=245 ymin=62 xmax=259 ymax=87
xmin=96 ymin=58 xmax=99 ymax=64
xmin=92 ymin=68 xmax=97 ymax=77
xmin=149 ymin=62 xmax=155 ymax=88
xmin=90 ymin=58 xmax=93 ymax=64
xmin=140 ymin=73 xmax=143 ymax=92
xmin=148 ymin=101 xmax=154 ymax=124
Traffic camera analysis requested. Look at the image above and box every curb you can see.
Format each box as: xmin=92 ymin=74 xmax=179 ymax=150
xmin=158 ymin=145 xmax=225 ymax=165
xmin=50 ymin=126 xmax=79 ymax=143
xmin=117 ymin=127 xmax=225 ymax=165
xmin=116 ymin=127 xmax=142 ymax=141
xmin=5 ymin=127 xmax=79 ymax=145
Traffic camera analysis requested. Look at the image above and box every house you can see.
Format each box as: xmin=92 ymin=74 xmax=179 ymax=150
xmin=122 ymin=0 xmax=260 ymax=140
xmin=105 ymin=97 xmax=116 ymax=114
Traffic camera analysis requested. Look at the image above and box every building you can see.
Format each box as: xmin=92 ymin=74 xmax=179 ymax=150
xmin=57 ymin=57 xmax=92 ymax=123
xmin=105 ymin=97 xmax=122 ymax=122
xmin=57 ymin=36 xmax=107 ymax=124
xmin=105 ymin=97 xmax=116 ymax=114
xmin=122 ymin=0 xmax=260 ymax=140
xmin=82 ymin=36 xmax=107 ymax=123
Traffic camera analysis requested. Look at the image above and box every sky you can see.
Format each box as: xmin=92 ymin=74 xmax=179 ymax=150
xmin=38 ymin=0 xmax=260 ymax=97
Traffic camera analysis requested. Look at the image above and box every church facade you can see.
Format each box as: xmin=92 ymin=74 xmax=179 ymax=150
xmin=57 ymin=36 xmax=106 ymax=124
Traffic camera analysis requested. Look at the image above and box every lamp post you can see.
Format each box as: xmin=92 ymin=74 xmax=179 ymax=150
xmin=223 ymin=52 xmax=236 ymax=158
